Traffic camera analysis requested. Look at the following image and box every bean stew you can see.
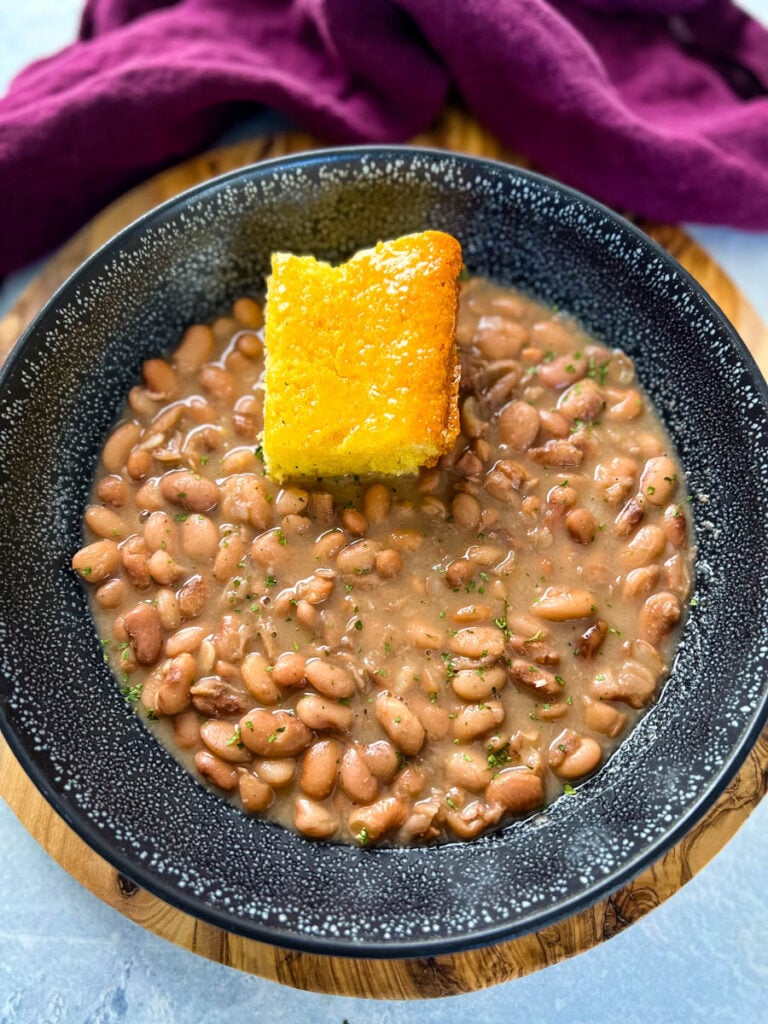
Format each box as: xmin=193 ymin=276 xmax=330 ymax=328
xmin=73 ymin=277 xmax=693 ymax=846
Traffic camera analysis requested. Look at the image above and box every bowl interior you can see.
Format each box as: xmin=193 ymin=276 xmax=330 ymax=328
xmin=1 ymin=148 xmax=767 ymax=957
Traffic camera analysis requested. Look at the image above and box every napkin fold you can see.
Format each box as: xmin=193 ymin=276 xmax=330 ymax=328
xmin=1 ymin=0 xmax=767 ymax=277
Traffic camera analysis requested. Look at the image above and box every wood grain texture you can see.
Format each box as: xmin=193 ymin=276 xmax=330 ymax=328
xmin=1 ymin=108 xmax=766 ymax=999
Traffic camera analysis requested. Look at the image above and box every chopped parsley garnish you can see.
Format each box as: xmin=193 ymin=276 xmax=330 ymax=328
xmin=121 ymin=683 xmax=143 ymax=706
xmin=487 ymin=744 xmax=509 ymax=769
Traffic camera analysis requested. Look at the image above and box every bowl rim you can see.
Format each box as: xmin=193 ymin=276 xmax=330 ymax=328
xmin=2 ymin=144 xmax=768 ymax=960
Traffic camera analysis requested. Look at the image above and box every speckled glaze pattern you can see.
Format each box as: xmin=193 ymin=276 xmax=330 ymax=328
xmin=0 ymin=149 xmax=767 ymax=958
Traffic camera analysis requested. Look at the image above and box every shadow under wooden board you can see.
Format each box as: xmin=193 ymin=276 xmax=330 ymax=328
xmin=1 ymin=110 xmax=767 ymax=1000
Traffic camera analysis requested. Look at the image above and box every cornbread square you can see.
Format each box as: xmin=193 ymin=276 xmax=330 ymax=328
xmin=263 ymin=231 xmax=462 ymax=480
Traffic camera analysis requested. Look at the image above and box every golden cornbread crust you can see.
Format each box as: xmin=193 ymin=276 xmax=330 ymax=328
xmin=263 ymin=231 xmax=462 ymax=480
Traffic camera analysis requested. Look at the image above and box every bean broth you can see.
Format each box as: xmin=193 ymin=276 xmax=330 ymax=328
xmin=74 ymin=280 xmax=693 ymax=845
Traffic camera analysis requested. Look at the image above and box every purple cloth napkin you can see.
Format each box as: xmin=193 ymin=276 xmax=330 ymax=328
xmin=2 ymin=0 xmax=768 ymax=277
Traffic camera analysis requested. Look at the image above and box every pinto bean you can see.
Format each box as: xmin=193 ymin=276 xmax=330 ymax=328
xmin=565 ymin=507 xmax=597 ymax=544
xmin=444 ymin=800 xmax=499 ymax=840
xmin=126 ymin=448 xmax=151 ymax=481
xmin=142 ymin=359 xmax=179 ymax=400
xmin=594 ymin=455 xmax=638 ymax=506
xmin=536 ymin=352 xmax=587 ymax=389
xmin=447 ymin=749 xmax=490 ymax=791
xmin=621 ymin=524 xmax=667 ymax=569
xmin=120 ymin=536 xmax=151 ymax=589
xmin=508 ymin=659 xmax=563 ymax=699
xmin=313 ymin=530 xmax=346 ymax=562
xmin=449 ymin=626 xmax=505 ymax=661
xmin=576 ymin=619 xmax=608 ymax=658
xmin=638 ymin=591 xmax=681 ymax=645
xmin=451 ymin=492 xmax=481 ymax=531
xmin=339 ymin=745 xmax=379 ymax=804
xmin=176 ymin=574 xmax=206 ymax=619
xmin=249 ymin=529 xmax=284 ymax=570
xmin=375 ymin=694 xmax=425 ymax=756
xmin=253 ymin=758 xmax=296 ymax=787
xmin=451 ymin=664 xmax=507 ymax=702
xmin=300 ymin=739 xmax=342 ymax=799
xmin=220 ymin=474 xmax=271 ymax=530
xmin=533 ymin=585 xmax=596 ymax=621
xmin=195 ymin=750 xmax=238 ymax=791
xmin=486 ymin=767 xmax=544 ymax=812
xmin=557 ymin=378 xmax=604 ymax=423
xmin=349 ymin=797 xmax=408 ymax=843
xmin=294 ymin=798 xmax=339 ymax=839
xmin=103 ymin=422 xmax=142 ymax=473
xmin=613 ymin=496 xmax=645 ymax=537
xmin=155 ymin=588 xmax=181 ymax=631
xmin=639 ymin=455 xmax=678 ymax=505
xmin=85 ymin=505 xmax=126 ymax=541
xmin=213 ymin=534 xmax=246 ymax=581
xmin=200 ymin=364 xmax=236 ymax=404
xmin=605 ymin=387 xmax=643 ymax=421
xmin=239 ymin=772 xmax=273 ymax=812
xmin=499 ymin=401 xmax=540 ymax=450
xmin=271 ymin=652 xmax=307 ymax=688
xmin=199 ymin=719 xmax=251 ymax=764
xmin=160 ymin=470 xmax=219 ymax=513
xmin=336 ymin=539 xmax=380 ymax=574
xmin=134 ymin=478 xmax=163 ymax=512
xmin=232 ymin=395 xmax=260 ymax=438
xmin=95 ymin=578 xmax=125 ymax=609
xmin=165 ymin=625 xmax=206 ymax=656
xmin=662 ymin=504 xmax=687 ymax=547
xmin=584 ymin=699 xmax=627 ymax=738
xmin=235 ymin=332 xmax=264 ymax=361
xmin=362 ymin=740 xmax=400 ymax=783
xmin=474 ymin=315 xmax=527 ymax=359
xmin=172 ymin=710 xmax=200 ymax=749
xmin=360 ymin=483 xmax=390 ymax=524
xmin=239 ymin=709 xmax=312 ymax=757
xmin=148 ymin=549 xmax=184 ymax=586
xmin=173 ymin=324 xmax=214 ymax=374
xmin=388 ymin=528 xmax=424 ymax=552
xmin=528 ymin=439 xmax=584 ymax=468
xmin=180 ymin=514 xmax=219 ymax=562
xmin=452 ymin=700 xmax=505 ymax=742
xmin=548 ymin=730 xmax=602 ymax=779
xmin=340 ymin=508 xmax=368 ymax=536
xmin=72 ymin=539 xmax=120 ymax=583
xmin=544 ymin=485 xmax=578 ymax=524
xmin=446 ymin=558 xmax=474 ymax=589
xmin=304 ymin=659 xmax=356 ymax=700
xmin=460 ymin=396 xmax=487 ymax=440
xmin=274 ymin=486 xmax=308 ymax=518
xmin=123 ymin=603 xmax=164 ymax=665
xmin=97 ymin=475 xmax=129 ymax=508
xmin=241 ymin=652 xmax=281 ymax=704
xmin=374 ymin=549 xmax=402 ymax=579
xmin=212 ymin=614 xmax=245 ymax=661
xmin=539 ymin=409 xmax=570 ymax=438
xmin=296 ymin=695 xmax=354 ymax=732
xmin=622 ymin=565 xmax=660 ymax=600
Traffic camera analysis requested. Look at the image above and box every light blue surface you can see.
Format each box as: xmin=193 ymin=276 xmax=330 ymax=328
xmin=1 ymin=5 xmax=768 ymax=1021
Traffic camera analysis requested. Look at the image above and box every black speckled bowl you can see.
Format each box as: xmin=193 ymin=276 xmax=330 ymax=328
xmin=1 ymin=149 xmax=767 ymax=959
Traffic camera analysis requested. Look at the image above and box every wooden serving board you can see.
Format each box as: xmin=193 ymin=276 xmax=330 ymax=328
xmin=1 ymin=109 xmax=767 ymax=1000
